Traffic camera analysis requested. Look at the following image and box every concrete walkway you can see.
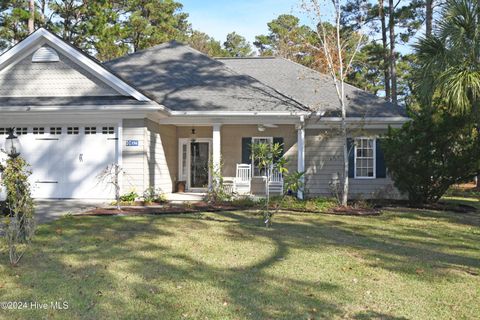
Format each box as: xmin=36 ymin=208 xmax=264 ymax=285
xmin=34 ymin=200 xmax=106 ymax=224
xmin=166 ymin=192 xmax=206 ymax=203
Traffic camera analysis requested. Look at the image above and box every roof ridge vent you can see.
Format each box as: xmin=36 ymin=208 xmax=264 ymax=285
xmin=32 ymin=46 xmax=60 ymax=63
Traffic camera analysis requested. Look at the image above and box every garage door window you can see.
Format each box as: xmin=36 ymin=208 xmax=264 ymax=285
xmin=102 ymin=127 xmax=114 ymax=134
xmin=67 ymin=127 xmax=79 ymax=135
xmin=85 ymin=127 xmax=97 ymax=135
xmin=16 ymin=128 xmax=28 ymax=135
xmin=50 ymin=127 xmax=62 ymax=135
xmin=33 ymin=127 xmax=45 ymax=135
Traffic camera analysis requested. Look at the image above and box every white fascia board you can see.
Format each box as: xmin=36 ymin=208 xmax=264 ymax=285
xmin=0 ymin=104 xmax=163 ymax=112
xmin=306 ymin=116 xmax=410 ymax=127
xmin=320 ymin=116 xmax=411 ymax=122
xmin=169 ymin=110 xmax=310 ymax=116
xmin=0 ymin=29 xmax=152 ymax=102
xmin=0 ymin=112 xmax=155 ymax=125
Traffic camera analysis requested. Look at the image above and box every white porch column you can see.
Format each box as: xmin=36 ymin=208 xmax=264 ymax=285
xmin=297 ymin=116 xmax=305 ymax=199
xmin=212 ymin=123 xmax=222 ymax=174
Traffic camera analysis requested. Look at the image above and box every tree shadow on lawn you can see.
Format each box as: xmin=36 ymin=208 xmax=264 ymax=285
xmin=213 ymin=210 xmax=480 ymax=279
xmin=1 ymin=214 xmax=344 ymax=320
xmin=2 ymin=208 xmax=479 ymax=319
xmin=390 ymin=207 xmax=480 ymax=228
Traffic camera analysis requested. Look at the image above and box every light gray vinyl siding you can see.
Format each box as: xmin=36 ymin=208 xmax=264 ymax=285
xmin=304 ymin=129 xmax=402 ymax=199
xmin=146 ymin=119 xmax=177 ymax=193
xmin=122 ymin=119 xmax=147 ymax=193
xmin=0 ymin=46 xmax=120 ymax=97
xmin=122 ymin=119 xmax=177 ymax=195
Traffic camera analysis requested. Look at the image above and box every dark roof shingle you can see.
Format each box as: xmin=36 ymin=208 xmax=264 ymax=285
xmin=218 ymin=57 xmax=407 ymax=117
xmin=104 ymin=41 xmax=306 ymax=112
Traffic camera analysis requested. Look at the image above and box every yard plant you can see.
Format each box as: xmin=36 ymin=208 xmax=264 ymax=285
xmin=0 ymin=156 xmax=35 ymax=265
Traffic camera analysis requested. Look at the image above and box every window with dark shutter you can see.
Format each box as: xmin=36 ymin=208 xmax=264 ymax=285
xmin=347 ymin=138 xmax=355 ymax=178
xmin=241 ymin=137 xmax=252 ymax=164
xmin=375 ymin=139 xmax=387 ymax=178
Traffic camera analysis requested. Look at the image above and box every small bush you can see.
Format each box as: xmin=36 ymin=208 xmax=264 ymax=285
xmin=154 ymin=193 xmax=168 ymax=203
xmin=204 ymin=161 xmax=233 ymax=204
xmin=120 ymin=191 xmax=138 ymax=202
xmin=143 ymin=187 xmax=167 ymax=204
xmin=1 ymin=156 xmax=35 ymax=266
xmin=269 ymin=196 xmax=337 ymax=212
xmin=230 ymin=196 xmax=259 ymax=208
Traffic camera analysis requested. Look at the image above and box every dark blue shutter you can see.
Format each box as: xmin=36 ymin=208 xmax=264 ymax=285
xmin=376 ymin=139 xmax=387 ymax=178
xmin=242 ymin=137 xmax=252 ymax=164
xmin=347 ymin=138 xmax=355 ymax=178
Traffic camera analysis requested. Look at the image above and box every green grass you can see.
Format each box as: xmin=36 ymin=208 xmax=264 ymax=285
xmin=1 ymin=198 xmax=479 ymax=319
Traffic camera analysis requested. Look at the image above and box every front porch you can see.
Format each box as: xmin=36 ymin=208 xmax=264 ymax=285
xmin=146 ymin=118 xmax=306 ymax=198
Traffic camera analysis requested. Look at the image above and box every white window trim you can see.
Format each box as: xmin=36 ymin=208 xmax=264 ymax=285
xmin=178 ymin=139 xmax=189 ymax=182
xmin=353 ymin=137 xmax=376 ymax=179
xmin=251 ymin=137 xmax=273 ymax=178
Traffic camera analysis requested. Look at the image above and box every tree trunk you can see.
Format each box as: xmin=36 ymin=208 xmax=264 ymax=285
xmin=379 ymin=0 xmax=391 ymax=101
xmin=28 ymin=0 xmax=35 ymax=34
xmin=39 ymin=0 xmax=47 ymax=26
xmin=388 ymin=0 xmax=398 ymax=105
xmin=426 ymin=0 xmax=433 ymax=37
xmin=341 ymin=120 xmax=349 ymax=206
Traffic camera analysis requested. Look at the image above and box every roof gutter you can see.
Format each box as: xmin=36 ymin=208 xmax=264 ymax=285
xmin=317 ymin=116 xmax=410 ymax=122
xmin=169 ymin=110 xmax=310 ymax=117
xmin=0 ymin=104 xmax=165 ymax=113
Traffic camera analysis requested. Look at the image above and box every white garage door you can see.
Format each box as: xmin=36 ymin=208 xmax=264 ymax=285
xmin=5 ymin=125 xmax=118 ymax=199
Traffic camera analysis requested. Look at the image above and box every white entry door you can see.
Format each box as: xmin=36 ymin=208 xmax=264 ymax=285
xmin=178 ymin=138 xmax=211 ymax=191
xmin=10 ymin=125 xmax=118 ymax=199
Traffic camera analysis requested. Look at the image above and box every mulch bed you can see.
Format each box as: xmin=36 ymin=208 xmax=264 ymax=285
xmin=77 ymin=199 xmax=476 ymax=218
xmin=80 ymin=202 xmax=381 ymax=217
xmin=81 ymin=202 xmax=240 ymax=216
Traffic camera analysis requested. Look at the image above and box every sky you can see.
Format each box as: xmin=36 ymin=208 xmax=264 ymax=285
xmin=181 ymin=0 xmax=305 ymax=45
xmin=180 ymin=0 xmax=416 ymax=55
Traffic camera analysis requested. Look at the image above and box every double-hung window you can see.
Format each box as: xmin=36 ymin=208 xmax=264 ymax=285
xmin=354 ymin=138 xmax=375 ymax=178
xmin=251 ymin=137 xmax=273 ymax=177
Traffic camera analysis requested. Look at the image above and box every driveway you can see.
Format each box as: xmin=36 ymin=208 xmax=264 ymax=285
xmin=35 ymin=200 xmax=107 ymax=224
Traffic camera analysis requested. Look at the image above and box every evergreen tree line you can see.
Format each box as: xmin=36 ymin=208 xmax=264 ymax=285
xmin=0 ymin=0 xmax=253 ymax=61
xmin=0 ymin=0 xmax=437 ymax=108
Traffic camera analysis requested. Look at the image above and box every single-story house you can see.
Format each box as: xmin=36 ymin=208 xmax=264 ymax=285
xmin=0 ymin=28 xmax=408 ymax=200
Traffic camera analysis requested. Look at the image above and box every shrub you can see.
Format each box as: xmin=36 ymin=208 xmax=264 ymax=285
xmin=0 ymin=156 xmax=35 ymax=265
xmin=269 ymin=196 xmax=337 ymax=212
xmin=143 ymin=187 xmax=167 ymax=203
xmin=383 ymin=110 xmax=480 ymax=204
xmin=230 ymin=196 xmax=259 ymax=208
xmin=120 ymin=191 xmax=138 ymax=203
xmin=204 ymin=161 xmax=233 ymax=205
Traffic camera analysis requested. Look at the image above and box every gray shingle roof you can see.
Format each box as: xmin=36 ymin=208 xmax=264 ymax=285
xmin=0 ymin=96 xmax=151 ymax=107
xmin=104 ymin=41 xmax=306 ymax=112
xmin=218 ymin=57 xmax=407 ymax=117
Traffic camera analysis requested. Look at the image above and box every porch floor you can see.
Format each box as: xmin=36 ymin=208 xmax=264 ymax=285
xmin=166 ymin=192 xmax=206 ymax=203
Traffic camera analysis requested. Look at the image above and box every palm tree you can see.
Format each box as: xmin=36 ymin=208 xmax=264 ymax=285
xmin=414 ymin=0 xmax=480 ymax=117
xmin=414 ymin=0 xmax=480 ymax=187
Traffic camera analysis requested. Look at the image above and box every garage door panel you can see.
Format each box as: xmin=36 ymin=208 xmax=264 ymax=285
xmin=31 ymin=138 xmax=63 ymax=198
xmin=10 ymin=125 xmax=117 ymax=199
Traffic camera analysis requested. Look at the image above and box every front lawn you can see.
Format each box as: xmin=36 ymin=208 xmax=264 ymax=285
xmin=1 ymin=199 xmax=479 ymax=319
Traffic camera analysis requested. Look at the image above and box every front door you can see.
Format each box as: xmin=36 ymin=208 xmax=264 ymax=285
xmin=178 ymin=139 xmax=211 ymax=191
xmin=190 ymin=142 xmax=210 ymax=189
